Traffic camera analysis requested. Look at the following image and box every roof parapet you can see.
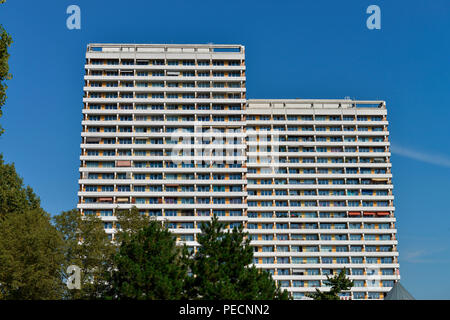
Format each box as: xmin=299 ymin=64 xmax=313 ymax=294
xmin=87 ymin=43 xmax=244 ymax=54
xmin=247 ymin=99 xmax=386 ymax=109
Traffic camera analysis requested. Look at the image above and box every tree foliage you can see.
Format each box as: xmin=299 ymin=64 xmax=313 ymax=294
xmin=0 ymin=154 xmax=41 ymax=218
xmin=308 ymin=269 xmax=354 ymax=300
xmin=0 ymin=152 xmax=293 ymax=300
xmin=104 ymin=219 xmax=188 ymax=300
xmin=114 ymin=206 xmax=151 ymax=243
xmin=53 ymin=209 xmax=115 ymax=299
xmin=187 ymin=215 xmax=290 ymax=300
xmin=0 ymin=209 xmax=64 ymax=299
xmin=0 ymin=0 xmax=12 ymax=136
xmin=0 ymin=155 xmax=64 ymax=300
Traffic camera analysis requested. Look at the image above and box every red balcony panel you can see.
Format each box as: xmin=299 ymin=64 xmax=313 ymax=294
xmin=116 ymin=160 xmax=131 ymax=167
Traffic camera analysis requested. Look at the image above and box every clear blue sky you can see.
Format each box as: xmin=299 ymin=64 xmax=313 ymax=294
xmin=0 ymin=0 xmax=449 ymax=299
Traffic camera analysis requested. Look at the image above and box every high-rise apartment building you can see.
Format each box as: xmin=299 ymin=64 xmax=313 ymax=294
xmin=78 ymin=43 xmax=400 ymax=300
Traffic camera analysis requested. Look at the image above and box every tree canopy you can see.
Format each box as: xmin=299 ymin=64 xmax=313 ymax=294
xmin=0 ymin=209 xmax=64 ymax=299
xmin=0 ymin=0 xmax=12 ymax=136
xmin=104 ymin=218 xmax=188 ymax=300
xmin=53 ymin=209 xmax=115 ymax=299
xmin=308 ymin=269 xmax=354 ymax=300
xmin=114 ymin=206 xmax=152 ymax=243
xmin=0 ymin=154 xmax=41 ymax=218
xmin=0 ymin=155 xmax=64 ymax=300
xmin=187 ymin=215 xmax=290 ymax=300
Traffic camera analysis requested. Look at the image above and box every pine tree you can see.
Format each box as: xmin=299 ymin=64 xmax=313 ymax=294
xmin=308 ymin=268 xmax=354 ymax=300
xmin=104 ymin=219 xmax=188 ymax=300
xmin=187 ymin=215 xmax=290 ymax=300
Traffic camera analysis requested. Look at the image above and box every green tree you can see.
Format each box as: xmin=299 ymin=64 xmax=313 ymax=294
xmin=114 ymin=206 xmax=151 ymax=243
xmin=0 ymin=154 xmax=41 ymax=218
xmin=0 ymin=209 xmax=65 ymax=299
xmin=187 ymin=215 xmax=290 ymax=300
xmin=53 ymin=209 xmax=115 ymax=299
xmin=104 ymin=219 xmax=188 ymax=300
xmin=0 ymin=0 xmax=13 ymax=136
xmin=0 ymin=155 xmax=64 ymax=300
xmin=308 ymin=269 xmax=354 ymax=300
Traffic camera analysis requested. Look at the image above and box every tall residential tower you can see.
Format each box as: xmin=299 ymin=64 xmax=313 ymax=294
xmin=78 ymin=43 xmax=400 ymax=300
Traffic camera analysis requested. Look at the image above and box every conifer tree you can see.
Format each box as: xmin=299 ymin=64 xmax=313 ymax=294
xmin=187 ymin=215 xmax=290 ymax=300
xmin=308 ymin=268 xmax=354 ymax=300
xmin=104 ymin=219 xmax=188 ymax=300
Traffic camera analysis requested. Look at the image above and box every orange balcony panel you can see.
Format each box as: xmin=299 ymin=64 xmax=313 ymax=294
xmin=376 ymin=212 xmax=390 ymax=216
xmin=348 ymin=211 xmax=361 ymax=216
xmin=363 ymin=212 xmax=376 ymax=216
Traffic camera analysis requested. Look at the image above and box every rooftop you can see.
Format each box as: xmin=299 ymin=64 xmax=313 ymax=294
xmin=247 ymin=99 xmax=386 ymax=109
xmin=87 ymin=43 xmax=244 ymax=53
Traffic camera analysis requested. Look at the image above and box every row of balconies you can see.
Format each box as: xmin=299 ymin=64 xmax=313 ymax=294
xmin=246 ymin=130 xmax=389 ymax=136
xmin=245 ymin=206 xmax=394 ymax=212
xmin=76 ymin=162 xmax=391 ymax=171
xmin=80 ymin=138 xmax=388 ymax=148
xmin=84 ymin=86 xmax=246 ymax=93
xmin=82 ymin=109 xmax=246 ymax=115
xmin=83 ymin=75 xmax=246 ymax=83
xmin=248 ymin=140 xmax=389 ymax=145
xmin=246 ymin=120 xmax=388 ymax=126
xmin=77 ymin=154 xmax=389 ymax=166
xmin=86 ymin=212 xmax=395 ymax=221
xmin=78 ymin=196 xmax=392 ymax=206
xmin=75 ymin=161 xmax=391 ymax=169
xmin=77 ymin=179 xmax=391 ymax=190
xmin=77 ymin=187 xmax=392 ymax=199
xmin=81 ymin=120 xmax=246 ymax=127
xmin=278 ymin=286 xmax=396 ymax=293
xmin=84 ymin=64 xmax=245 ymax=70
xmin=271 ymin=275 xmax=399 ymax=281
xmin=85 ymin=69 xmax=246 ymax=76
xmin=89 ymin=219 xmax=397 ymax=235
xmin=83 ymin=98 xmax=247 ymax=104
xmin=252 ymin=252 xmax=398 ymax=257
xmin=82 ymin=132 xmax=247 ymax=138
xmin=80 ymin=146 xmax=247 ymax=152
xmin=130 ymin=237 xmax=398 ymax=246
xmin=80 ymin=128 xmax=388 ymax=138
xmin=78 ymin=202 xmax=395 ymax=212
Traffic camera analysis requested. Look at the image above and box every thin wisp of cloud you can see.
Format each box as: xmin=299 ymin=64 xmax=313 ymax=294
xmin=391 ymin=144 xmax=450 ymax=168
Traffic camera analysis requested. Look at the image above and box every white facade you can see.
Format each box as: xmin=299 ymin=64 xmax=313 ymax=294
xmin=245 ymin=99 xmax=399 ymax=300
xmin=78 ymin=44 xmax=400 ymax=300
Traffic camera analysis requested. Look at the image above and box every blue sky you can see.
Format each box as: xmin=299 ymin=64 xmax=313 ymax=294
xmin=0 ymin=0 xmax=449 ymax=299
